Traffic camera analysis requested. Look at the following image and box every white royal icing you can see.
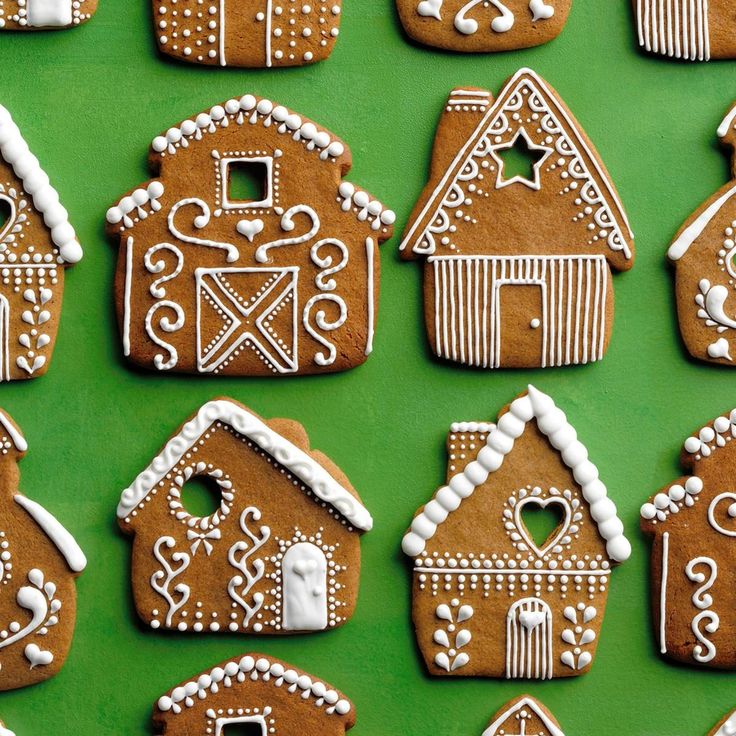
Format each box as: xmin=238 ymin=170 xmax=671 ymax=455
xmin=118 ymin=399 xmax=373 ymax=531
xmin=402 ymin=385 xmax=631 ymax=563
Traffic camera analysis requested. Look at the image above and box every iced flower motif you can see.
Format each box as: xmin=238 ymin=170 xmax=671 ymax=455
xmin=641 ymin=476 xmax=704 ymax=522
xmin=433 ymin=599 xmax=473 ymax=672
xmin=560 ymin=603 xmax=596 ymax=671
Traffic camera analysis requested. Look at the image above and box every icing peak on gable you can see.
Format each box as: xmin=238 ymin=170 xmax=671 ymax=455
xmin=0 ymin=106 xmax=82 ymax=264
xmin=0 ymin=409 xmax=26 ymax=453
xmin=483 ymin=696 xmax=565 ymax=736
xmin=717 ymin=102 xmax=736 ymax=142
xmin=118 ymin=399 xmax=373 ymax=531
xmin=402 ymin=385 xmax=630 ymax=562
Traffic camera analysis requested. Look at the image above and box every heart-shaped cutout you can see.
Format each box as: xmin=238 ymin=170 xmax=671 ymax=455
xmin=519 ymin=610 xmax=546 ymax=631
xmin=292 ymin=559 xmax=318 ymax=578
xmin=236 ymin=218 xmax=264 ymax=243
xmin=514 ymin=495 xmax=571 ymax=557
xmin=25 ymin=643 xmax=53 ymax=669
xmin=0 ymin=195 xmax=15 ymax=244
xmin=529 ymin=0 xmax=554 ymax=21
xmin=417 ymin=0 xmax=442 ymax=19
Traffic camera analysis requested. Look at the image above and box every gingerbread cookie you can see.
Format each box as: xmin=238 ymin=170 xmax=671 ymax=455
xmin=709 ymin=709 xmax=736 ymax=735
xmin=400 ymin=69 xmax=634 ymax=370
xmin=0 ymin=0 xmax=96 ymax=28
xmin=153 ymin=653 xmax=354 ymax=734
xmin=0 ymin=106 xmax=83 ymax=381
xmin=402 ymin=386 xmax=630 ymax=679
xmin=0 ymin=722 xmax=14 ymax=736
xmin=154 ymin=0 xmax=342 ymax=67
xmin=107 ymin=96 xmax=393 ymax=377
xmin=483 ymin=695 xmax=565 ymax=735
xmin=118 ymin=398 xmax=371 ymax=634
xmin=398 ymin=0 xmax=571 ymax=53
xmin=641 ymin=406 xmax=736 ymax=668
xmin=634 ymin=0 xmax=736 ymax=61
xmin=0 ymin=409 xmax=86 ymax=691
xmin=668 ymin=103 xmax=736 ymax=365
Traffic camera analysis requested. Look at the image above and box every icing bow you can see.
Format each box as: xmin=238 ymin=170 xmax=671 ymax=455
xmin=187 ymin=528 xmax=222 ymax=556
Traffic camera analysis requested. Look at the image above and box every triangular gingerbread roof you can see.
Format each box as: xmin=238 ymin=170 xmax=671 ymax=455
xmin=401 ymin=385 xmax=630 ymax=562
xmin=482 ymin=695 xmax=564 ymax=736
xmin=711 ymin=709 xmax=736 ymax=736
xmin=668 ymin=102 xmax=736 ymax=262
xmin=399 ymin=69 xmax=633 ymax=265
xmin=117 ymin=399 xmax=373 ymax=531
xmin=0 ymin=106 xmax=82 ymax=264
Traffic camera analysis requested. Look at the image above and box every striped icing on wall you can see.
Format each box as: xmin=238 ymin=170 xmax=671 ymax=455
xmin=429 ymin=255 xmax=608 ymax=369
xmin=506 ymin=598 xmax=553 ymax=680
xmin=636 ymin=0 xmax=710 ymax=61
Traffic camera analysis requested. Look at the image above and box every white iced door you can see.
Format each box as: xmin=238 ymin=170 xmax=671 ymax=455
xmin=282 ymin=542 xmax=328 ymax=631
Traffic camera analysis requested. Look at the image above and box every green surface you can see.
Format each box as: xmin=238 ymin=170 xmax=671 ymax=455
xmin=0 ymin=1 xmax=734 ymax=734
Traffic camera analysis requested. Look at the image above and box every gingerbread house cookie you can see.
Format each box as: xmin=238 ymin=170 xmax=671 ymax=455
xmin=107 ymin=96 xmax=393 ymax=377
xmin=118 ymin=398 xmax=371 ymax=634
xmin=482 ymin=695 xmax=565 ymax=736
xmin=398 ymin=0 xmax=572 ymax=53
xmin=153 ymin=0 xmax=342 ymax=67
xmin=641 ymin=406 xmax=736 ymax=669
xmin=0 ymin=106 xmax=83 ymax=381
xmin=709 ymin=709 xmax=736 ymax=735
xmin=668 ymin=103 xmax=736 ymax=365
xmin=0 ymin=0 xmax=96 ymax=28
xmin=400 ymin=69 xmax=634 ymax=369
xmin=402 ymin=386 xmax=630 ymax=679
xmin=0 ymin=409 xmax=86 ymax=691
xmin=634 ymin=0 xmax=736 ymax=61
xmin=153 ymin=654 xmax=354 ymax=735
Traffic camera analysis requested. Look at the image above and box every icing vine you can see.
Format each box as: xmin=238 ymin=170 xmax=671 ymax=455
xmin=433 ymin=599 xmax=473 ymax=672
xmin=150 ymin=536 xmax=191 ymax=627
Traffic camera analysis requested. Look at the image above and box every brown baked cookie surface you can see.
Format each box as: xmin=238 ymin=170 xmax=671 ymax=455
xmin=709 ymin=709 xmax=736 ymax=735
xmin=153 ymin=0 xmax=342 ymax=67
xmin=641 ymin=407 xmax=736 ymax=669
xmin=0 ymin=106 xmax=83 ymax=382
xmin=482 ymin=695 xmax=565 ymax=735
xmin=400 ymin=69 xmax=634 ymax=370
xmin=0 ymin=0 xmax=96 ymax=28
xmin=0 ymin=410 xmax=86 ymax=691
xmin=153 ymin=653 xmax=355 ymax=735
xmin=119 ymin=398 xmax=371 ymax=635
xmin=668 ymin=103 xmax=736 ymax=366
xmin=398 ymin=0 xmax=571 ymax=53
xmin=402 ymin=386 xmax=630 ymax=679
xmin=633 ymin=0 xmax=736 ymax=61
xmin=107 ymin=96 xmax=393 ymax=377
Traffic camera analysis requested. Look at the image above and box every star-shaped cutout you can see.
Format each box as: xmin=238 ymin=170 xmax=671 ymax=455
xmin=489 ymin=127 xmax=553 ymax=191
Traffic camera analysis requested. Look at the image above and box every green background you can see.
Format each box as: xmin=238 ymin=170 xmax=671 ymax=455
xmin=0 ymin=0 xmax=734 ymax=733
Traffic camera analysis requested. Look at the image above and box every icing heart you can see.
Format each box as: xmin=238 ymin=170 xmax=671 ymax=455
xmin=236 ymin=218 xmax=264 ymax=243
xmin=519 ymin=610 xmax=546 ymax=630
xmin=529 ymin=0 xmax=554 ymax=21
xmin=25 ymin=643 xmax=53 ymax=669
xmin=417 ymin=0 xmax=442 ymax=19
xmin=292 ymin=559 xmax=318 ymax=578
xmin=514 ymin=495 xmax=571 ymax=557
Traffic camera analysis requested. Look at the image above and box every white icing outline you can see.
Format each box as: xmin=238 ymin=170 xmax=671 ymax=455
xmin=482 ymin=696 xmax=564 ymax=736
xmin=0 ymin=106 xmax=82 ymax=263
xmin=118 ymin=399 xmax=372 ymax=531
xmin=715 ymin=711 xmax=736 ymax=736
xmin=14 ymin=494 xmax=86 ymax=572
xmin=401 ymin=385 xmax=630 ymax=562
xmin=157 ymin=655 xmax=352 ymax=717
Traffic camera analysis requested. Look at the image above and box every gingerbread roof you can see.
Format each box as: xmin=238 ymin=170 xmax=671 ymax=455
xmin=0 ymin=410 xmax=26 ymax=453
xmin=156 ymin=654 xmax=352 ymax=718
xmin=712 ymin=710 xmax=736 ymax=735
xmin=483 ymin=696 xmax=564 ymax=736
xmin=399 ymin=68 xmax=633 ymax=264
xmin=117 ymin=399 xmax=372 ymax=531
xmin=668 ymin=103 xmax=736 ymax=262
xmin=401 ymin=385 xmax=630 ymax=562
xmin=0 ymin=106 xmax=83 ymax=264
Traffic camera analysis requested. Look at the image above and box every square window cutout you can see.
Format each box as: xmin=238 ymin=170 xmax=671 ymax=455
xmin=224 ymin=158 xmax=273 ymax=209
xmin=216 ymin=717 xmax=267 ymax=736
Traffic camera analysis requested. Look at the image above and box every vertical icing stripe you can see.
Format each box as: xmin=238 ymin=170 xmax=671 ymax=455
xmin=123 ymin=236 xmax=133 ymax=357
xmin=660 ymin=532 xmax=669 ymax=654
xmin=264 ymin=0 xmax=272 ymax=67
xmin=364 ymin=238 xmax=375 ymax=356
xmin=219 ymin=0 xmax=227 ymax=65
xmin=636 ymin=0 xmax=709 ymax=59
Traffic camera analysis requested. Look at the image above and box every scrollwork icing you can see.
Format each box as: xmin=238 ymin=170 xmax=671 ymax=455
xmin=254 ymin=205 xmax=321 ymax=264
xmin=150 ymin=536 xmax=191 ymax=627
xmin=168 ymin=198 xmax=239 ymax=263
xmin=310 ymin=238 xmax=348 ymax=291
xmin=145 ymin=301 xmax=186 ymax=370
xmin=685 ymin=556 xmax=719 ymax=664
xmin=144 ymin=243 xmax=184 ymax=298
xmin=227 ymin=507 xmax=271 ymax=630
xmin=303 ymin=295 xmax=348 ymax=366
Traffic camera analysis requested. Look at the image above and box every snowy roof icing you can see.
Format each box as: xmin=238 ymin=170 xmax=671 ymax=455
xmin=0 ymin=106 xmax=83 ymax=264
xmin=118 ymin=399 xmax=372 ymax=531
xmin=483 ymin=696 xmax=564 ymax=736
xmin=714 ymin=710 xmax=736 ymax=736
xmin=0 ymin=410 xmax=26 ymax=452
xmin=157 ymin=654 xmax=352 ymax=718
xmin=402 ymin=386 xmax=631 ymax=563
